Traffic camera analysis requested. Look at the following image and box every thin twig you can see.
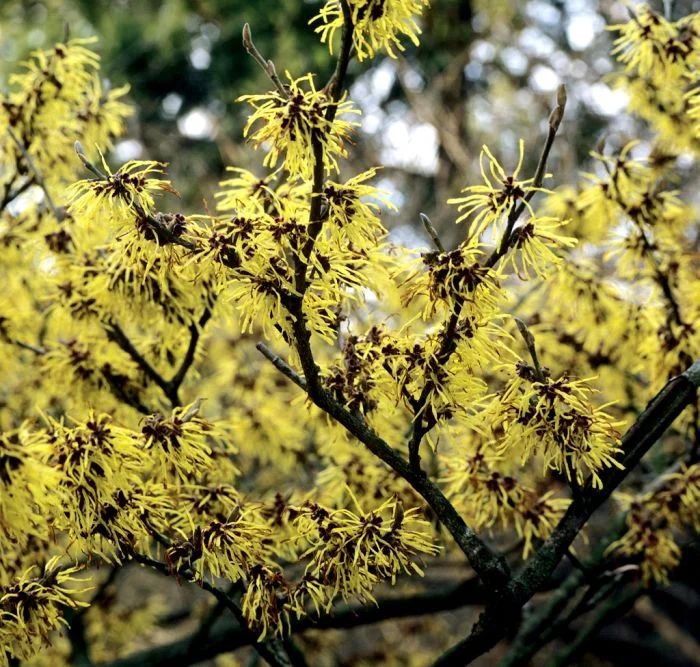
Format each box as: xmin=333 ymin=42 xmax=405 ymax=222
xmin=139 ymin=209 xmax=199 ymax=251
xmin=500 ymin=568 xmax=585 ymax=667
xmin=7 ymin=126 xmax=62 ymax=221
xmin=565 ymin=549 xmax=590 ymax=577
xmin=74 ymin=141 xmax=108 ymax=179
xmin=105 ymin=308 xmax=212 ymax=409
xmin=322 ymin=0 xmax=354 ymax=109
xmin=295 ymin=0 xmax=354 ymax=296
xmin=131 ymin=552 xmax=292 ymax=667
xmin=486 ymin=84 xmax=567 ymax=267
xmin=515 ymin=318 xmax=545 ymax=382
xmin=104 ymin=320 xmax=172 ymax=398
xmin=278 ymin=0 xmax=509 ymax=590
xmin=169 ymin=306 xmax=214 ymax=402
xmin=188 ymin=582 xmax=241 ymax=652
xmin=637 ymin=225 xmax=683 ymax=326
xmin=100 ymin=365 xmax=153 ymax=415
xmin=0 ymin=177 xmax=33 ymax=211
xmin=242 ymin=23 xmax=288 ymax=98
xmin=13 ymin=340 xmax=47 ymax=355
xmin=421 ymin=212 xmax=446 ymax=253
xmin=256 ymin=343 xmax=307 ymax=390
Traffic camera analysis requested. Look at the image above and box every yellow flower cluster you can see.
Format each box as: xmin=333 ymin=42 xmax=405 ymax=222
xmin=441 ymin=438 xmax=570 ymax=557
xmin=313 ymin=0 xmax=431 ymax=60
xmin=486 ymin=366 xmax=624 ymax=488
xmin=0 ymin=559 xmax=87 ymax=662
xmin=239 ymin=73 xmax=360 ymax=179
xmin=0 ymin=38 xmax=131 ymax=191
xmin=610 ymin=7 xmax=700 ymax=151
xmin=242 ymin=495 xmax=439 ymax=639
xmin=37 ymin=403 xmax=223 ymax=560
xmin=0 ymin=3 xmax=699 ymax=663
xmin=608 ymin=463 xmax=700 ymax=584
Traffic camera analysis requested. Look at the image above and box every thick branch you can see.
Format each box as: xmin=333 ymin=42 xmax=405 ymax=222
xmin=433 ymin=359 xmax=700 ymax=666
xmin=98 ymin=577 xmax=483 ymax=667
xmin=256 ymin=343 xmax=307 ymax=390
xmin=168 ymin=306 xmax=213 ymax=402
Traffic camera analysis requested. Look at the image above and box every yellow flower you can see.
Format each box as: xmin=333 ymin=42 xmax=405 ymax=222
xmin=239 ymin=73 xmax=360 ymax=179
xmin=607 ymin=503 xmax=680 ymax=585
xmin=490 ymin=366 xmax=625 ymax=487
xmin=502 ymin=216 xmax=577 ymax=280
xmin=610 ymin=6 xmax=681 ymax=81
xmin=67 ymin=158 xmax=176 ymax=225
xmin=166 ymin=509 xmax=272 ymax=585
xmin=0 ymin=558 xmax=88 ymax=662
xmin=402 ymin=238 xmax=506 ymax=318
xmin=215 ymin=167 xmax=282 ymax=215
xmin=447 ymin=140 xmax=544 ymax=239
xmin=241 ymin=564 xmax=293 ymax=639
xmin=140 ymin=402 xmax=218 ymax=484
xmin=513 ymin=491 xmax=570 ymax=559
xmin=313 ymin=0 xmax=431 ymax=61
xmin=440 ymin=433 xmax=570 ymax=558
xmin=295 ymin=494 xmax=438 ymax=604
xmin=323 ymin=168 xmax=393 ymax=247
xmin=0 ymin=426 xmax=56 ymax=549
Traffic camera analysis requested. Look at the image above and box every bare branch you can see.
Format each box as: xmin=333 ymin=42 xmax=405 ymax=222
xmin=74 ymin=141 xmax=108 ymax=179
xmin=98 ymin=577 xmax=484 ymax=667
xmin=13 ymin=340 xmax=47 ymax=355
xmin=105 ymin=304 xmax=213 ymax=409
xmin=256 ymin=343 xmax=307 ymax=390
xmin=103 ymin=320 xmax=172 ymax=400
xmin=7 ymin=127 xmax=63 ymax=221
xmin=421 ymin=212 xmax=446 ymax=253
xmin=0 ymin=176 xmax=33 ymax=211
xmin=548 ymin=585 xmax=644 ymax=667
xmin=169 ymin=307 xmax=214 ymax=401
xmin=242 ymin=23 xmax=289 ymax=98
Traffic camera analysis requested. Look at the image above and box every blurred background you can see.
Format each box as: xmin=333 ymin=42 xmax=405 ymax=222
xmin=4 ymin=0 xmax=699 ymax=250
